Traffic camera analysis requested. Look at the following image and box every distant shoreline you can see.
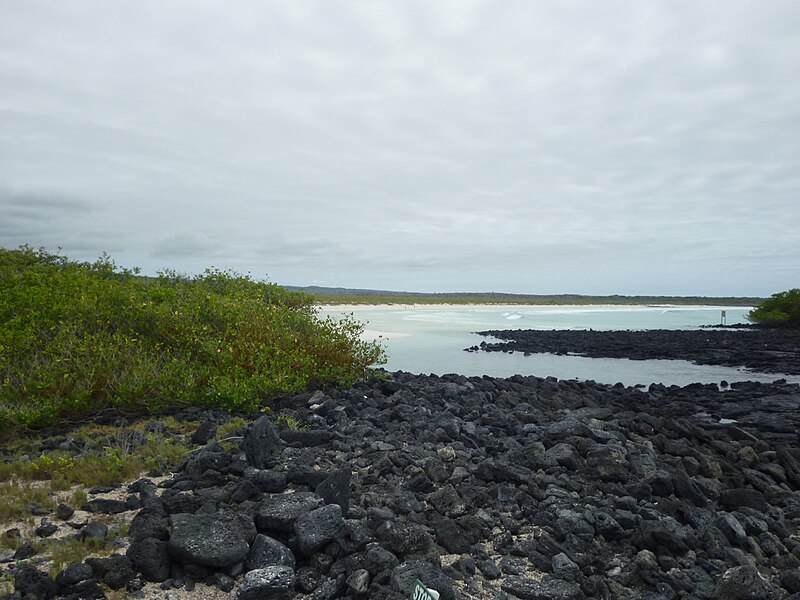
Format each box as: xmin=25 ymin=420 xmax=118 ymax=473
xmin=317 ymin=302 xmax=755 ymax=311
xmin=294 ymin=287 xmax=764 ymax=307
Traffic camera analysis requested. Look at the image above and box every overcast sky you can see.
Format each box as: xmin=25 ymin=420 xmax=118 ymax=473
xmin=1 ymin=1 xmax=798 ymax=296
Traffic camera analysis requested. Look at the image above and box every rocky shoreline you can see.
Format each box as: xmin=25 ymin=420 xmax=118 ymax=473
xmin=3 ymin=371 xmax=800 ymax=599
xmin=466 ymin=328 xmax=800 ymax=375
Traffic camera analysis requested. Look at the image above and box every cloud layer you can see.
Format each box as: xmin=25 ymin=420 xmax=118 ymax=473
xmin=1 ymin=1 xmax=798 ymax=295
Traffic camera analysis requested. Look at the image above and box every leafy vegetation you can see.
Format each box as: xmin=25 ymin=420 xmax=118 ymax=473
xmin=0 ymin=246 xmax=384 ymax=438
xmin=748 ymin=289 xmax=800 ymax=327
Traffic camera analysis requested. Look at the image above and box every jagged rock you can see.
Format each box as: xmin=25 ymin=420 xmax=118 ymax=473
xmin=634 ymin=519 xmax=690 ymax=554
xmin=168 ymin=511 xmax=251 ymax=567
xmin=433 ymin=519 xmax=471 ymax=554
xmin=364 ymin=543 xmax=400 ymax=574
xmin=250 ymin=468 xmax=288 ymax=493
xmin=296 ymin=566 xmax=323 ymax=593
xmin=191 ymin=420 xmax=217 ymax=445
xmin=428 ymin=484 xmax=466 ymax=517
xmin=245 ymin=534 xmax=296 ymax=570
xmin=309 ymin=574 xmax=347 ymax=600
xmin=13 ymin=542 xmax=38 ymax=560
xmin=280 ymin=429 xmax=335 ymax=446
xmin=716 ymin=513 xmax=748 ymax=547
xmin=781 ymin=568 xmax=800 ymax=594
xmin=592 ymin=511 xmax=625 ymax=540
xmin=55 ymin=562 xmax=93 ymax=587
xmin=56 ymin=503 xmax=75 ymax=520
xmin=315 ymin=467 xmax=352 ymax=514
xmin=389 ymin=524 xmax=435 ymax=556
xmin=55 ymin=563 xmax=104 ymax=600
xmin=294 ymin=504 xmax=344 ymax=555
xmin=80 ymin=522 xmax=108 ymax=542
xmin=501 ymin=577 xmax=585 ymax=600
xmin=14 ymin=565 xmax=57 ymax=599
xmin=552 ymin=552 xmax=580 ymax=582
xmin=128 ymin=509 xmax=169 ymax=542
xmin=236 ymin=566 xmax=295 ymax=600
xmin=34 ymin=518 xmax=58 ymax=538
xmin=720 ymin=488 xmax=770 ymax=512
xmin=716 ymin=565 xmax=782 ymax=599
xmin=256 ymin=491 xmax=325 ymax=532
xmin=126 ymin=537 xmax=171 ymax=582
xmin=586 ymin=445 xmax=629 ymax=482
xmin=85 ymin=555 xmax=135 ymax=590
xmin=243 ymin=416 xmax=281 ymax=469
xmin=346 ymin=568 xmax=370 ymax=594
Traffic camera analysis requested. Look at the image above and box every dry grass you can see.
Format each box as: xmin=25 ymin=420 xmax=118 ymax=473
xmin=0 ymin=419 xmax=194 ymax=524
xmin=0 ymin=481 xmax=57 ymax=521
xmin=44 ymin=536 xmax=109 ymax=578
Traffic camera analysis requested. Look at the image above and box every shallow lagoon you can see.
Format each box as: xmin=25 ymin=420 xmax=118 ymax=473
xmin=319 ymin=304 xmax=800 ymax=387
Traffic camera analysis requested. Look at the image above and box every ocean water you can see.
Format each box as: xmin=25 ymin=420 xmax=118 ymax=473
xmin=319 ymin=305 xmax=800 ymax=387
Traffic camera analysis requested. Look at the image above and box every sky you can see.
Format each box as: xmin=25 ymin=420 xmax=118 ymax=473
xmin=1 ymin=1 xmax=798 ymax=296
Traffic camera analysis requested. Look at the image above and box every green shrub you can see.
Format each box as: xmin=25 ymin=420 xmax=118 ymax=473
xmin=0 ymin=246 xmax=384 ymax=438
xmin=747 ymin=288 xmax=800 ymax=327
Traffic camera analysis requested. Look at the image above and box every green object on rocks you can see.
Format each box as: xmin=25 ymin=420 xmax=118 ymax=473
xmin=410 ymin=579 xmax=440 ymax=600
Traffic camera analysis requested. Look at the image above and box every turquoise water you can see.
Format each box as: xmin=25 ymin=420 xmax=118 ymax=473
xmin=319 ymin=305 xmax=800 ymax=387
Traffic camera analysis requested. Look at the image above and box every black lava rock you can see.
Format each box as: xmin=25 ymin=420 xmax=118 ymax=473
xmin=127 ymin=537 xmax=171 ymax=582
xmin=14 ymin=565 xmax=57 ymax=599
xmin=168 ymin=511 xmax=252 ymax=567
xmin=242 ymin=415 xmax=281 ymax=469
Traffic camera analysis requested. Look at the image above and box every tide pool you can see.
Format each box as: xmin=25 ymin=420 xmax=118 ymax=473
xmin=319 ymin=304 xmax=799 ymax=387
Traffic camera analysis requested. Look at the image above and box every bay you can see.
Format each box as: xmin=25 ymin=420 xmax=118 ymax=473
xmin=319 ymin=304 xmax=800 ymax=387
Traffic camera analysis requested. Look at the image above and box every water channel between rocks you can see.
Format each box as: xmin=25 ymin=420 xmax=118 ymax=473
xmin=319 ymin=305 xmax=800 ymax=387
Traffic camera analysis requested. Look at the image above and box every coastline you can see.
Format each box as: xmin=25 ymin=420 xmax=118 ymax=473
xmin=317 ymin=303 xmax=755 ymax=312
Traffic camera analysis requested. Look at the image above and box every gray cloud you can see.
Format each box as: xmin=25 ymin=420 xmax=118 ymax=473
xmin=0 ymin=0 xmax=798 ymax=295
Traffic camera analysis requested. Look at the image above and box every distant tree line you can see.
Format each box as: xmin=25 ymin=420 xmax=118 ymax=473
xmin=291 ymin=286 xmax=764 ymax=307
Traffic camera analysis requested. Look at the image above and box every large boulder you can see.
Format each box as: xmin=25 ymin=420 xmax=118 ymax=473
xmin=128 ymin=509 xmax=169 ymax=542
xmin=716 ymin=565 xmax=782 ymax=600
xmin=294 ymin=504 xmax=344 ymax=555
xmin=85 ymin=555 xmax=135 ymax=590
xmin=245 ymin=534 xmax=296 ymax=571
xmin=719 ymin=488 xmax=769 ymax=512
xmin=126 ymin=537 xmax=171 ymax=582
xmin=256 ymin=491 xmax=325 ymax=532
xmin=55 ymin=562 xmax=104 ymax=600
xmin=315 ymin=467 xmax=352 ymax=514
xmin=586 ymin=445 xmax=629 ymax=483
xmin=237 ymin=566 xmax=296 ymax=600
xmin=14 ymin=565 xmax=57 ymax=599
xmin=715 ymin=513 xmax=747 ymax=547
xmin=168 ymin=511 xmax=251 ymax=567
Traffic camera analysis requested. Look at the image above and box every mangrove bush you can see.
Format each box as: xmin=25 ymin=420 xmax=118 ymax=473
xmin=748 ymin=288 xmax=800 ymax=327
xmin=0 ymin=246 xmax=384 ymax=437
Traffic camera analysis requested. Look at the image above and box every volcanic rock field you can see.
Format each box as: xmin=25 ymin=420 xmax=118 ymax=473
xmin=6 ymin=370 xmax=800 ymax=599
